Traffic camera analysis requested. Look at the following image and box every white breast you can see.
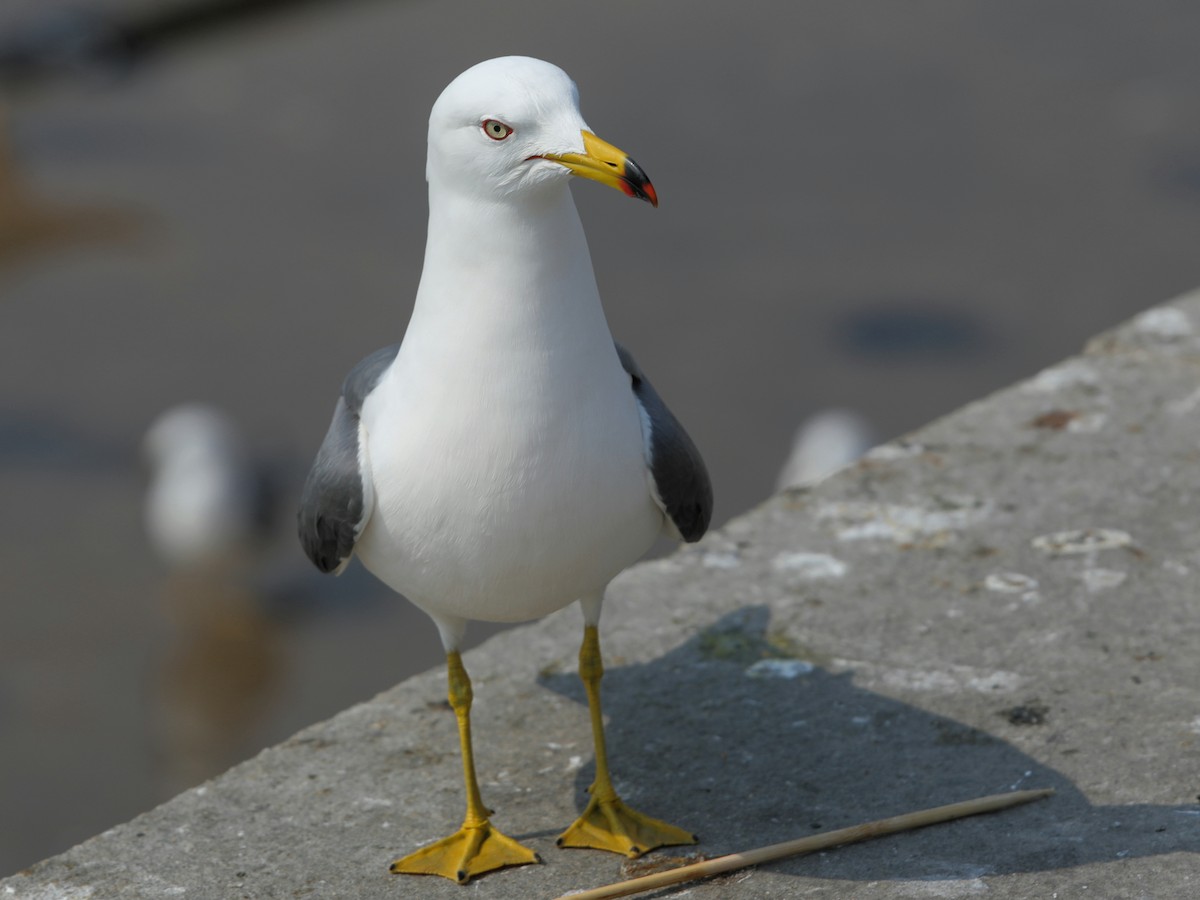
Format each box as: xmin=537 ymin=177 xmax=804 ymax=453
xmin=353 ymin=180 xmax=664 ymax=622
xmin=355 ymin=338 xmax=662 ymax=622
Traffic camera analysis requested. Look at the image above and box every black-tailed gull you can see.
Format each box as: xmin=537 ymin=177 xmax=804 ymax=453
xmin=298 ymin=56 xmax=711 ymax=884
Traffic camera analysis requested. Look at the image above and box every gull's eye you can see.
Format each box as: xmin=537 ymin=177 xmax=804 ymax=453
xmin=483 ymin=119 xmax=514 ymax=141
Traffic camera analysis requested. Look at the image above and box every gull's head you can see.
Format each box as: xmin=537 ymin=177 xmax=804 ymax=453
xmin=143 ymin=403 xmax=244 ymax=471
xmin=427 ymin=56 xmax=657 ymax=207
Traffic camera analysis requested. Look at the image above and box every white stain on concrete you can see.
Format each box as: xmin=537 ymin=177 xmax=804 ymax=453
xmin=700 ymin=550 xmax=741 ymax=569
xmin=817 ymin=498 xmax=991 ymax=544
xmin=356 ymin=796 xmax=394 ymax=809
xmin=1167 ymin=384 xmax=1200 ymax=416
xmin=831 ymin=658 xmax=1023 ymax=694
xmin=1080 ymin=568 xmax=1127 ymax=592
xmin=1131 ymin=306 xmax=1193 ymax=339
xmin=746 ymin=659 xmax=815 ymax=679
xmin=896 ymin=878 xmax=990 ymax=897
xmin=1164 ymin=559 xmax=1190 ymax=576
xmin=1065 ymin=411 xmax=1108 ymax=434
xmin=865 ymin=442 xmax=925 ymax=462
xmin=1023 ymin=359 xmax=1101 ymax=394
xmin=985 ymin=571 xmax=1041 ymax=609
xmin=984 ymin=572 xmax=1039 ymax=595
xmin=2 ymin=888 xmax=95 ymax=900
xmin=1032 ymin=528 xmax=1132 ymax=556
xmin=770 ymin=551 xmax=848 ymax=580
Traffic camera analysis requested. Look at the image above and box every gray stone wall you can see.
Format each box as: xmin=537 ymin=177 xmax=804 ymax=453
xmin=5 ymin=294 xmax=1199 ymax=897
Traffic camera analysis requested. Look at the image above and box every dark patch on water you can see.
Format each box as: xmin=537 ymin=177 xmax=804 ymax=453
xmin=836 ymin=300 xmax=993 ymax=361
xmin=0 ymin=409 xmax=128 ymax=470
xmin=0 ymin=0 xmax=383 ymax=89
xmin=1150 ymin=151 xmax=1200 ymax=203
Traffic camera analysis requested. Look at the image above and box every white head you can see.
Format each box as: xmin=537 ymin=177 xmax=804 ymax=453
xmin=142 ymin=404 xmax=266 ymax=572
xmin=426 ymin=56 xmax=657 ymax=207
xmin=143 ymin=403 xmax=244 ymax=469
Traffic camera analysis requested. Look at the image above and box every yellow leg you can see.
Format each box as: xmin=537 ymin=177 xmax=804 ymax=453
xmin=557 ymin=625 xmax=697 ymax=858
xmin=390 ymin=651 xmax=539 ymax=883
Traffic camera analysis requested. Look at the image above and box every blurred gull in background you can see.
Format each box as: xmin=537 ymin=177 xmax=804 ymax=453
xmin=776 ymin=408 xmax=876 ymax=491
xmin=143 ymin=403 xmax=276 ymax=577
xmin=142 ymin=403 xmax=285 ymax=793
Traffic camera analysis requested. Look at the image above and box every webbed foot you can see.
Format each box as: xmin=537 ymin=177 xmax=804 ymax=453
xmin=391 ymin=821 xmax=539 ymax=884
xmin=557 ymin=789 xmax=696 ymax=858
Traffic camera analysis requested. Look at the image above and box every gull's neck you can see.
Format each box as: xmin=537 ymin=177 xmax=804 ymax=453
xmin=405 ymin=181 xmax=613 ymax=358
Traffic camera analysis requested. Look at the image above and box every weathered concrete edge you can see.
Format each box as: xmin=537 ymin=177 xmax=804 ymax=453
xmin=5 ymin=289 xmax=1200 ymax=898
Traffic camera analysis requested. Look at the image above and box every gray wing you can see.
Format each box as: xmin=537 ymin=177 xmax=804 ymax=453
xmin=297 ymin=343 xmax=400 ymax=573
xmin=615 ymin=341 xmax=713 ymax=542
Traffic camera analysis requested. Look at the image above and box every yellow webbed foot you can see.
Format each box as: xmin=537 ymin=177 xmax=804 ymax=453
xmin=390 ymin=821 xmax=540 ymax=884
xmin=557 ymin=791 xmax=697 ymax=858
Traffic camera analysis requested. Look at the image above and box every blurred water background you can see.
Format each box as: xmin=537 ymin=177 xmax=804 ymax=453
xmin=3 ymin=0 xmax=1200 ymax=874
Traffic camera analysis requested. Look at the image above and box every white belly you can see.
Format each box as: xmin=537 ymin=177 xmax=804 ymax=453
xmin=354 ymin=346 xmax=663 ymax=623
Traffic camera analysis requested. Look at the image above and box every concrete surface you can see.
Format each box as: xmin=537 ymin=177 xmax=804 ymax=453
xmin=6 ymin=292 xmax=1200 ymax=897
xmin=8 ymin=0 xmax=1200 ymax=874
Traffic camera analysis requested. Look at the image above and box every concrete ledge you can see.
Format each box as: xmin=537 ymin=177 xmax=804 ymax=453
xmin=6 ymin=292 xmax=1200 ymax=897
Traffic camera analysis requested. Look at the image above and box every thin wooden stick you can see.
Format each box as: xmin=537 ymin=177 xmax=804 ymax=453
xmin=554 ymin=787 xmax=1054 ymax=900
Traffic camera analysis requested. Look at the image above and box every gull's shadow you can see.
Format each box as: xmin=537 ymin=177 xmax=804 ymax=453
xmin=540 ymin=606 xmax=1197 ymax=881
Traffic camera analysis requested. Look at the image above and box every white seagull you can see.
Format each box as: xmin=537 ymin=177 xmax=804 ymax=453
xmin=776 ymin=408 xmax=876 ymax=491
xmin=298 ymin=56 xmax=711 ymax=884
xmin=144 ymin=403 xmax=275 ymax=575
